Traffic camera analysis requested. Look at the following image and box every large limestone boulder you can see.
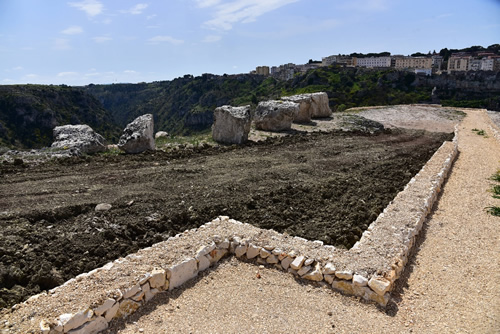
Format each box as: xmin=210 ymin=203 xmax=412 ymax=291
xmin=281 ymin=95 xmax=313 ymax=123
xmin=310 ymin=92 xmax=332 ymax=118
xmin=51 ymin=124 xmax=106 ymax=154
xmin=212 ymin=105 xmax=252 ymax=144
xmin=254 ymin=100 xmax=299 ymax=131
xmin=155 ymin=131 xmax=169 ymax=139
xmin=118 ymin=114 xmax=155 ymax=154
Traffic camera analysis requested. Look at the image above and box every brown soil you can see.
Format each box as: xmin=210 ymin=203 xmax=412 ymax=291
xmin=0 ymin=129 xmax=452 ymax=308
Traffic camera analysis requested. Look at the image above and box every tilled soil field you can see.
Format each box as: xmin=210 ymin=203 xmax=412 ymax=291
xmin=0 ymin=129 xmax=452 ymax=308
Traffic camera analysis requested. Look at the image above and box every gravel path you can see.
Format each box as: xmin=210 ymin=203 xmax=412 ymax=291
xmin=106 ymin=109 xmax=500 ymax=334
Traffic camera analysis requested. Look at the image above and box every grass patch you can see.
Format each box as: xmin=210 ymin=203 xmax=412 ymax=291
xmin=472 ymin=128 xmax=486 ymax=136
xmin=492 ymin=185 xmax=500 ymax=199
xmin=486 ymin=206 xmax=500 ymax=216
xmin=155 ymin=129 xmax=214 ymax=147
xmin=491 ymin=169 xmax=500 ymax=182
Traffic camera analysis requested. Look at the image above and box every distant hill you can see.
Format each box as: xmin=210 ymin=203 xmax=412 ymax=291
xmin=0 ymin=85 xmax=120 ymax=149
xmin=1 ymin=67 xmax=499 ymax=150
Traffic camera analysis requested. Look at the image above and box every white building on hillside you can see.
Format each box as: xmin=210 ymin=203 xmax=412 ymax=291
xmin=356 ymin=56 xmax=392 ymax=68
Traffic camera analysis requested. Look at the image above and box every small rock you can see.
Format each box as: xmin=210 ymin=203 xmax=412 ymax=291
xmin=323 ymin=263 xmax=336 ymax=275
xmin=260 ymin=248 xmax=272 ymax=259
xmin=352 ymin=274 xmax=368 ymax=287
xmin=246 ymin=244 xmax=261 ymax=259
xmin=95 ymin=203 xmax=112 ymax=212
xmin=290 ymin=255 xmax=306 ymax=270
xmin=335 ymin=270 xmax=353 ymax=280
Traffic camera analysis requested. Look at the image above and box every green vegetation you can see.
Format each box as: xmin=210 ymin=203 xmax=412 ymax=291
xmin=486 ymin=169 xmax=500 ymax=216
xmin=155 ymin=129 xmax=214 ymax=148
xmin=472 ymin=128 xmax=487 ymax=136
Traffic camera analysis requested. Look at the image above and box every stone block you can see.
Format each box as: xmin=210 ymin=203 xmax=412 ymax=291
xmin=149 ymin=268 xmax=166 ymax=289
xmin=169 ymin=258 xmax=199 ymax=290
xmin=266 ymin=254 xmax=279 ymax=264
xmin=104 ymin=301 xmax=119 ymax=322
xmin=324 ymin=274 xmax=334 ymax=284
xmin=352 ymin=274 xmax=368 ymax=287
xmin=290 ymin=256 xmax=306 ymax=270
xmin=368 ymin=276 xmax=392 ymax=296
xmin=260 ymin=248 xmax=272 ymax=259
xmin=123 ymin=284 xmax=141 ymax=299
xmin=246 ymin=244 xmax=261 ymax=259
xmin=67 ymin=316 xmax=108 ymax=334
xmin=94 ymin=298 xmax=116 ymax=316
xmin=197 ymin=254 xmax=211 ymax=272
xmin=118 ymin=114 xmax=155 ymax=154
xmin=297 ymin=265 xmax=311 ymax=277
xmin=254 ymin=100 xmax=299 ymax=131
xmin=303 ymin=263 xmax=323 ymax=282
xmin=323 ymin=263 xmax=336 ymax=275
xmin=117 ymin=299 xmax=141 ymax=318
xmin=281 ymin=256 xmax=293 ymax=270
xmin=335 ymin=270 xmax=353 ymax=280
xmin=235 ymin=244 xmax=248 ymax=258
xmin=212 ymin=105 xmax=252 ymax=144
xmin=60 ymin=309 xmax=93 ymax=332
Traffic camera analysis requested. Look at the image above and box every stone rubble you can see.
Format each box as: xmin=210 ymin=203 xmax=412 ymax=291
xmin=8 ymin=129 xmax=457 ymax=334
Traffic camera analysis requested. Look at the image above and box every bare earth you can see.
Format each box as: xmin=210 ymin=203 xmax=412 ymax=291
xmin=107 ymin=109 xmax=500 ymax=334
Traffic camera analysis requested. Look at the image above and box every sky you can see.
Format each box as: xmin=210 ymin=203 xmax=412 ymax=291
xmin=0 ymin=0 xmax=499 ymax=86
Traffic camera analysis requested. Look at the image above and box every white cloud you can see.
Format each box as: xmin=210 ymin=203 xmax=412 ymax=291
xmin=23 ymin=74 xmax=39 ymax=81
xmin=121 ymin=3 xmax=149 ymax=15
xmin=93 ymin=36 xmax=112 ymax=43
xmin=200 ymin=0 xmax=300 ymax=31
xmin=196 ymin=0 xmax=222 ymax=7
xmin=58 ymin=72 xmax=79 ymax=77
xmin=148 ymin=35 xmax=184 ymax=45
xmin=203 ymin=35 xmax=222 ymax=43
xmin=54 ymin=38 xmax=71 ymax=50
xmin=61 ymin=26 xmax=84 ymax=35
xmin=68 ymin=0 xmax=104 ymax=17
xmin=147 ymin=14 xmax=157 ymax=20
xmin=124 ymin=70 xmax=138 ymax=74
xmin=12 ymin=66 xmax=24 ymax=71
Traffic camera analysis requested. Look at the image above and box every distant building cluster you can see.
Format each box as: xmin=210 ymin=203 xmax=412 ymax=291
xmin=250 ymin=50 xmax=500 ymax=80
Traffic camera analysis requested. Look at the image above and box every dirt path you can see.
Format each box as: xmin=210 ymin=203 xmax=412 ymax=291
xmin=108 ymin=109 xmax=500 ymax=334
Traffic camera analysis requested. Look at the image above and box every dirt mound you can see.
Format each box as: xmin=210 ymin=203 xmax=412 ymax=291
xmin=0 ymin=129 xmax=453 ymax=308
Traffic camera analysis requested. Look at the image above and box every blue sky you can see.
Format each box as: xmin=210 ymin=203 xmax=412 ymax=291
xmin=1 ymin=0 xmax=499 ymax=86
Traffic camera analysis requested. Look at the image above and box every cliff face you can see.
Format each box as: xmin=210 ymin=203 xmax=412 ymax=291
xmin=0 ymin=85 xmax=119 ymax=148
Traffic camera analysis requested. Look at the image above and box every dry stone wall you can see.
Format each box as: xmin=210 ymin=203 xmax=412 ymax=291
xmin=8 ymin=131 xmax=458 ymax=334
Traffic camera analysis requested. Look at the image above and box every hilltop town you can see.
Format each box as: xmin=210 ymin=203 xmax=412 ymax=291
xmin=251 ymin=44 xmax=500 ymax=80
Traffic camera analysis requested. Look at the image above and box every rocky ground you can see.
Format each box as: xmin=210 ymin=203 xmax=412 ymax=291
xmin=0 ymin=121 xmax=453 ymax=308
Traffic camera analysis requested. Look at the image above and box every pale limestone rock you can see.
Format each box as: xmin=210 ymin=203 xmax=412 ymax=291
xmin=368 ymin=276 xmax=392 ymax=296
xmin=303 ymin=263 xmax=324 ymax=282
xmin=256 ymin=257 xmax=267 ymax=265
xmin=104 ymin=302 xmax=119 ymax=322
xmin=335 ymin=270 xmax=353 ymax=280
xmin=61 ymin=309 xmax=93 ymax=332
xmin=281 ymin=94 xmax=313 ymax=123
xmin=169 ymin=258 xmax=198 ymax=290
xmin=323 ymin=263 xmax=336 ymax=275
xmin=297 ymin=265 xmax=311 ymax=277
xmin=141 ymin=282 xmax=150 ymax=293
xmin=246 ymin=244 xmax=261 ymax=259
xmin=155 ymin=131 xmax=169 ymax=139
xmin=277 ymin=252 xmax=287 ymax=261
xmin=94 ymin=298 xmax=115 ymax=316
xmin=235 ymin=244 xmax=248 ymax=258
xmin=264 ymin=245 xmax=275 ymax=251
xmin=118 ymin=114 xmax=155 ymax=154
xmin=131 ymin=290 xmax=145 ymax=302
xmin=149 ymin=268 xmax=166 ymax=289
xmin=117 ymin=299 xmax=141 ymax=318
xmin=304 ymin=258 xmax=314 ymax=266
xmin=212 ymin=105 xmax=252 ymax=144
xmin=139 ymin=273 xmax=151 ymax=285
xmin=196 ymin=242 xmax=216 ymax=257
xmin=310 ymin=92 xmax=332 ymax=118
xmin=290 ymin=255 xmax=306 ymax=270
xmin=67 ymin=316 xmax=108 ymax=334
xmin=281 ymin=256 xmax=293 ymax=270
xmin=123 ymin=284 xmax=141 ymax=299
xmin=197 ymin=254 xmax=211 ymax=271
xmin=40 ymin=320 xmax=51 ymax=334
xmin=51 ymin=124 xmax=107 ymax=154
xmin=260 ymin=248 xmax=272 ymax=259
xmin=218 ymin=239 xmax=230 ymax=249
xmin=272 ymin=248 xmax=282 ymax=256
xmin=254 ymin=100 xmax=299 ymax=131
xmin=209 ymin=248 xmax=228 ymax=264
xmin=324 ymin=274 xmax=334 ymax=284
xmin=95 ymin=203 xmax=112 ymax=212
xmin=266 ymin=254 xmax=279 ymax=264
xmin=287 ymin=268 xmax=298 ymax=275
xmin=352 ymin=274 xmax=368 ymax=287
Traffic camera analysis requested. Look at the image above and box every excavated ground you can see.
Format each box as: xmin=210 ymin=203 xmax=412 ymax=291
xmin=0 ymin=129 xmax=452 ymax=308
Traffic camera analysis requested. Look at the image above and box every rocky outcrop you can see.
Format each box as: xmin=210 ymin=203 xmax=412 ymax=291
xmin=254 ymin=101 xmax=299 ymax=131
xmin=155 ymin=131 xmax=169 ymax=139
xmin=281 ymin=95 xmax=313 ymax=123
xmin=118 ymin=114 xmax=155 ymax=154
xmin=212 ymin=105 xmax=252 ymax=144
xmin=51 ymin=125 xmax=107 ymax=154
xmin=310 ymin=92 xmax=332 ymax=118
